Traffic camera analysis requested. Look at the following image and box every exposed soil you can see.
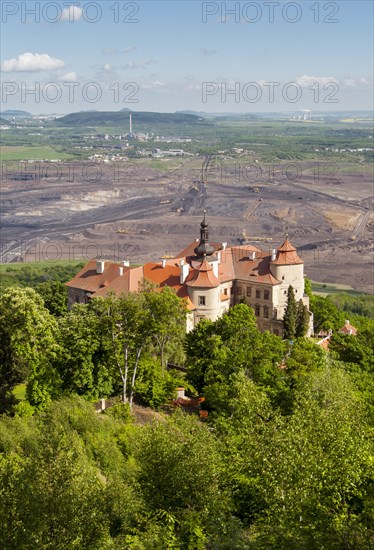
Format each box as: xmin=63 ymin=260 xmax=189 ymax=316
xmin=1 ymin=159 xmax=373 ymax=292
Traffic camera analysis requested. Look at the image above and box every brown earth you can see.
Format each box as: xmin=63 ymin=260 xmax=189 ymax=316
xmin=1 ymin=158 xmax=373 ymax=292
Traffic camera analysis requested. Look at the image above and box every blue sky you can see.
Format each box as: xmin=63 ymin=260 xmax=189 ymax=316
xmin=1 ymin=1 xmax=373 ymax=113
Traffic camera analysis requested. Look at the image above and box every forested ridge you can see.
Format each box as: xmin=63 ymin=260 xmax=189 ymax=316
xmin=0 ymin=268 xmax=373 ymax=549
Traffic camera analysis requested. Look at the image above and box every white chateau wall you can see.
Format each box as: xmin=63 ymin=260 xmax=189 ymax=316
xmin=188 ymin=286 xmax=221 ymax=322
xmin=271 ymin=263 xmax=305 ymax=314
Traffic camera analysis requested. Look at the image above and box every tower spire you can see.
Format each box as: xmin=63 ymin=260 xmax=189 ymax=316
xmin=194 ymin=211 xmax=214 ymax=259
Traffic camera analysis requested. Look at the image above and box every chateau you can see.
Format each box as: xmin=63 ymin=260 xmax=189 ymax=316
xmin=67 ymin=215 xmax=313 ymax=336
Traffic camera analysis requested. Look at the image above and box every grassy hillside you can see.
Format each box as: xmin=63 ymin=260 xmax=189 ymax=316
xmin=53 ymin=110 xmax=211 ymax=128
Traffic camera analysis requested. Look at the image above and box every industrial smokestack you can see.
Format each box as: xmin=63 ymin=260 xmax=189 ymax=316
xmin=129 ymin=113 xmax=132 ymax=134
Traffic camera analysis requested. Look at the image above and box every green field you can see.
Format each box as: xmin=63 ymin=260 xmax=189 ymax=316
xmin=311 ymin=280 xmax=369 ymax=297
xmin=0 ymin=145 xmax=72 ymax=161
xmin=0 ymin=259 xmax=84 ymax=273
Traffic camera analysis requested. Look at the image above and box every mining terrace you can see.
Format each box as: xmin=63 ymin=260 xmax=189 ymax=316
xmin=1 ymin=158 xmax=373 ymax=292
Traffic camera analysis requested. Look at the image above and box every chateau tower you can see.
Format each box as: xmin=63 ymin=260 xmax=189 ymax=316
xmin=270 ymin=235 xmax=306 ymax=313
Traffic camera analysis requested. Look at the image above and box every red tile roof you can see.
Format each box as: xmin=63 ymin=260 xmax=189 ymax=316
xmin=271 ymin=237 xmax=303 ymax=265
xmin=66 ymin=237 xmax=305 ymax=300
xmin=66 ymin=260 xmax=131 ymax=293
xmin=339 ymin=321 xmax=357 ymax=335
xmin=186 ymin=259 xmax=220 ymax=288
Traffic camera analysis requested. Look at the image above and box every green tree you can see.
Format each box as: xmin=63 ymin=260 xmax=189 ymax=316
xmin=142 ymin=283 xmax=187 ymax=371
xmin=311 ymin=294 xmax=345 ymax=332
xmin=132 ymin=411 xmax=233 ymax=548
xmin=219 ymin=366 xmax=373 ymax=548
xmin=295 ymin=298 xmax=310 ymax=337
xmin=283 ymin=285 xmax=297 ymax=340
xmin=304 ymin=277 xmax=313 ymax=300
xmin=91 ymin=292 xmax=152 ymax=405
xmin=35 ymin=281 xmax=68 ymax=317
xmin=0 ymin=287 xmax=60 ymax=411
xmin=185 ymin=318 xmax=215 ymax=392
xmin=56 ymin=304 xmax=114 ymax=399
xmin=0 ymin=397 xmax=135 ymax=549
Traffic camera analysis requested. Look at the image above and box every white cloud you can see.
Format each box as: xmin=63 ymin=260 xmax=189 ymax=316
xmin=103 ymin=64 xmax=112 ymax=71
xmin=296 ymin=75 xmax=338 ymax=88
xmin=59 ymin=72 xmax=78 ymax=82
xmin=359 ymin=78 xmax=370 ymax=86
xmin=2 ymin=52 xmax=65 ymax=72
xmin=61 ymin=6 xmax=83 ymax=21
xmin=343 ymin=78 xmax=356 ymax=87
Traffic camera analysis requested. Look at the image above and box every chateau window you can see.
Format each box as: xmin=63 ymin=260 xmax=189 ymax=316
xmin=246 ymin=286 xmax=252 ymax=297
xmin=255 ymin=289 xmax=261 ymax=299
xmin=264 ymin=289 xmax=270 ymax=300
xmin=198 ymin=296 xmax=206 ymax=306
xmin=255 ymin=304 xmax=260 ymax=316
xmin=237 ymin=287 xmax=242 ymax=296
xmin=295 ymin=289 xmax=297 ymax=293
xmin=224 ymin=288 xmax=228 ymax=295
xmin=284 ymin=290 xmax=287 ymax=295
xmin=263 ymin=306 xmax=269 ymax=319
xmin=282 ymin=276 xmax=285 ymax=280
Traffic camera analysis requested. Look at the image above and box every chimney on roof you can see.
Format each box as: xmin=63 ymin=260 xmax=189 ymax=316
xmin=345 ymin=320 xmax=350 ymax=326
xmin=118 ymin=266 xmax=123 ymax=276
xmin=271 ymin=248 xmax=277 ymax=261
xmin=221 ymin=242 xmax=227 ymax=250
xmin=249 ymin=251 xmax=256 ymax=261
xmin=161 ymin=259 xmax=167 ymax=268
xmin=210 ymin=260 xmax=219 ymax=277
xmin=217 ymin=251 xmax=221 ymax=264
xmin=96 ymin=260 xmax=105 ymax=274
xmin=180 ymin=259 xmax=190 ymax=284
xmin=122 ymin=260 xmax=130 ymax=267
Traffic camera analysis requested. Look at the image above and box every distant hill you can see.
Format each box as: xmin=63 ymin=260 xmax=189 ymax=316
xmin=0 ymin=110 xmax=31 ymax=117
xmin=0 ymin=117 xmax=10 ymax=125
xmin=53 ymin=110 xmax=209 ymax=127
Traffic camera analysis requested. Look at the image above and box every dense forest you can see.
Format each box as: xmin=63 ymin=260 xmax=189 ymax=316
xmin=0 ymin=265 xmax=373 ymax=549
